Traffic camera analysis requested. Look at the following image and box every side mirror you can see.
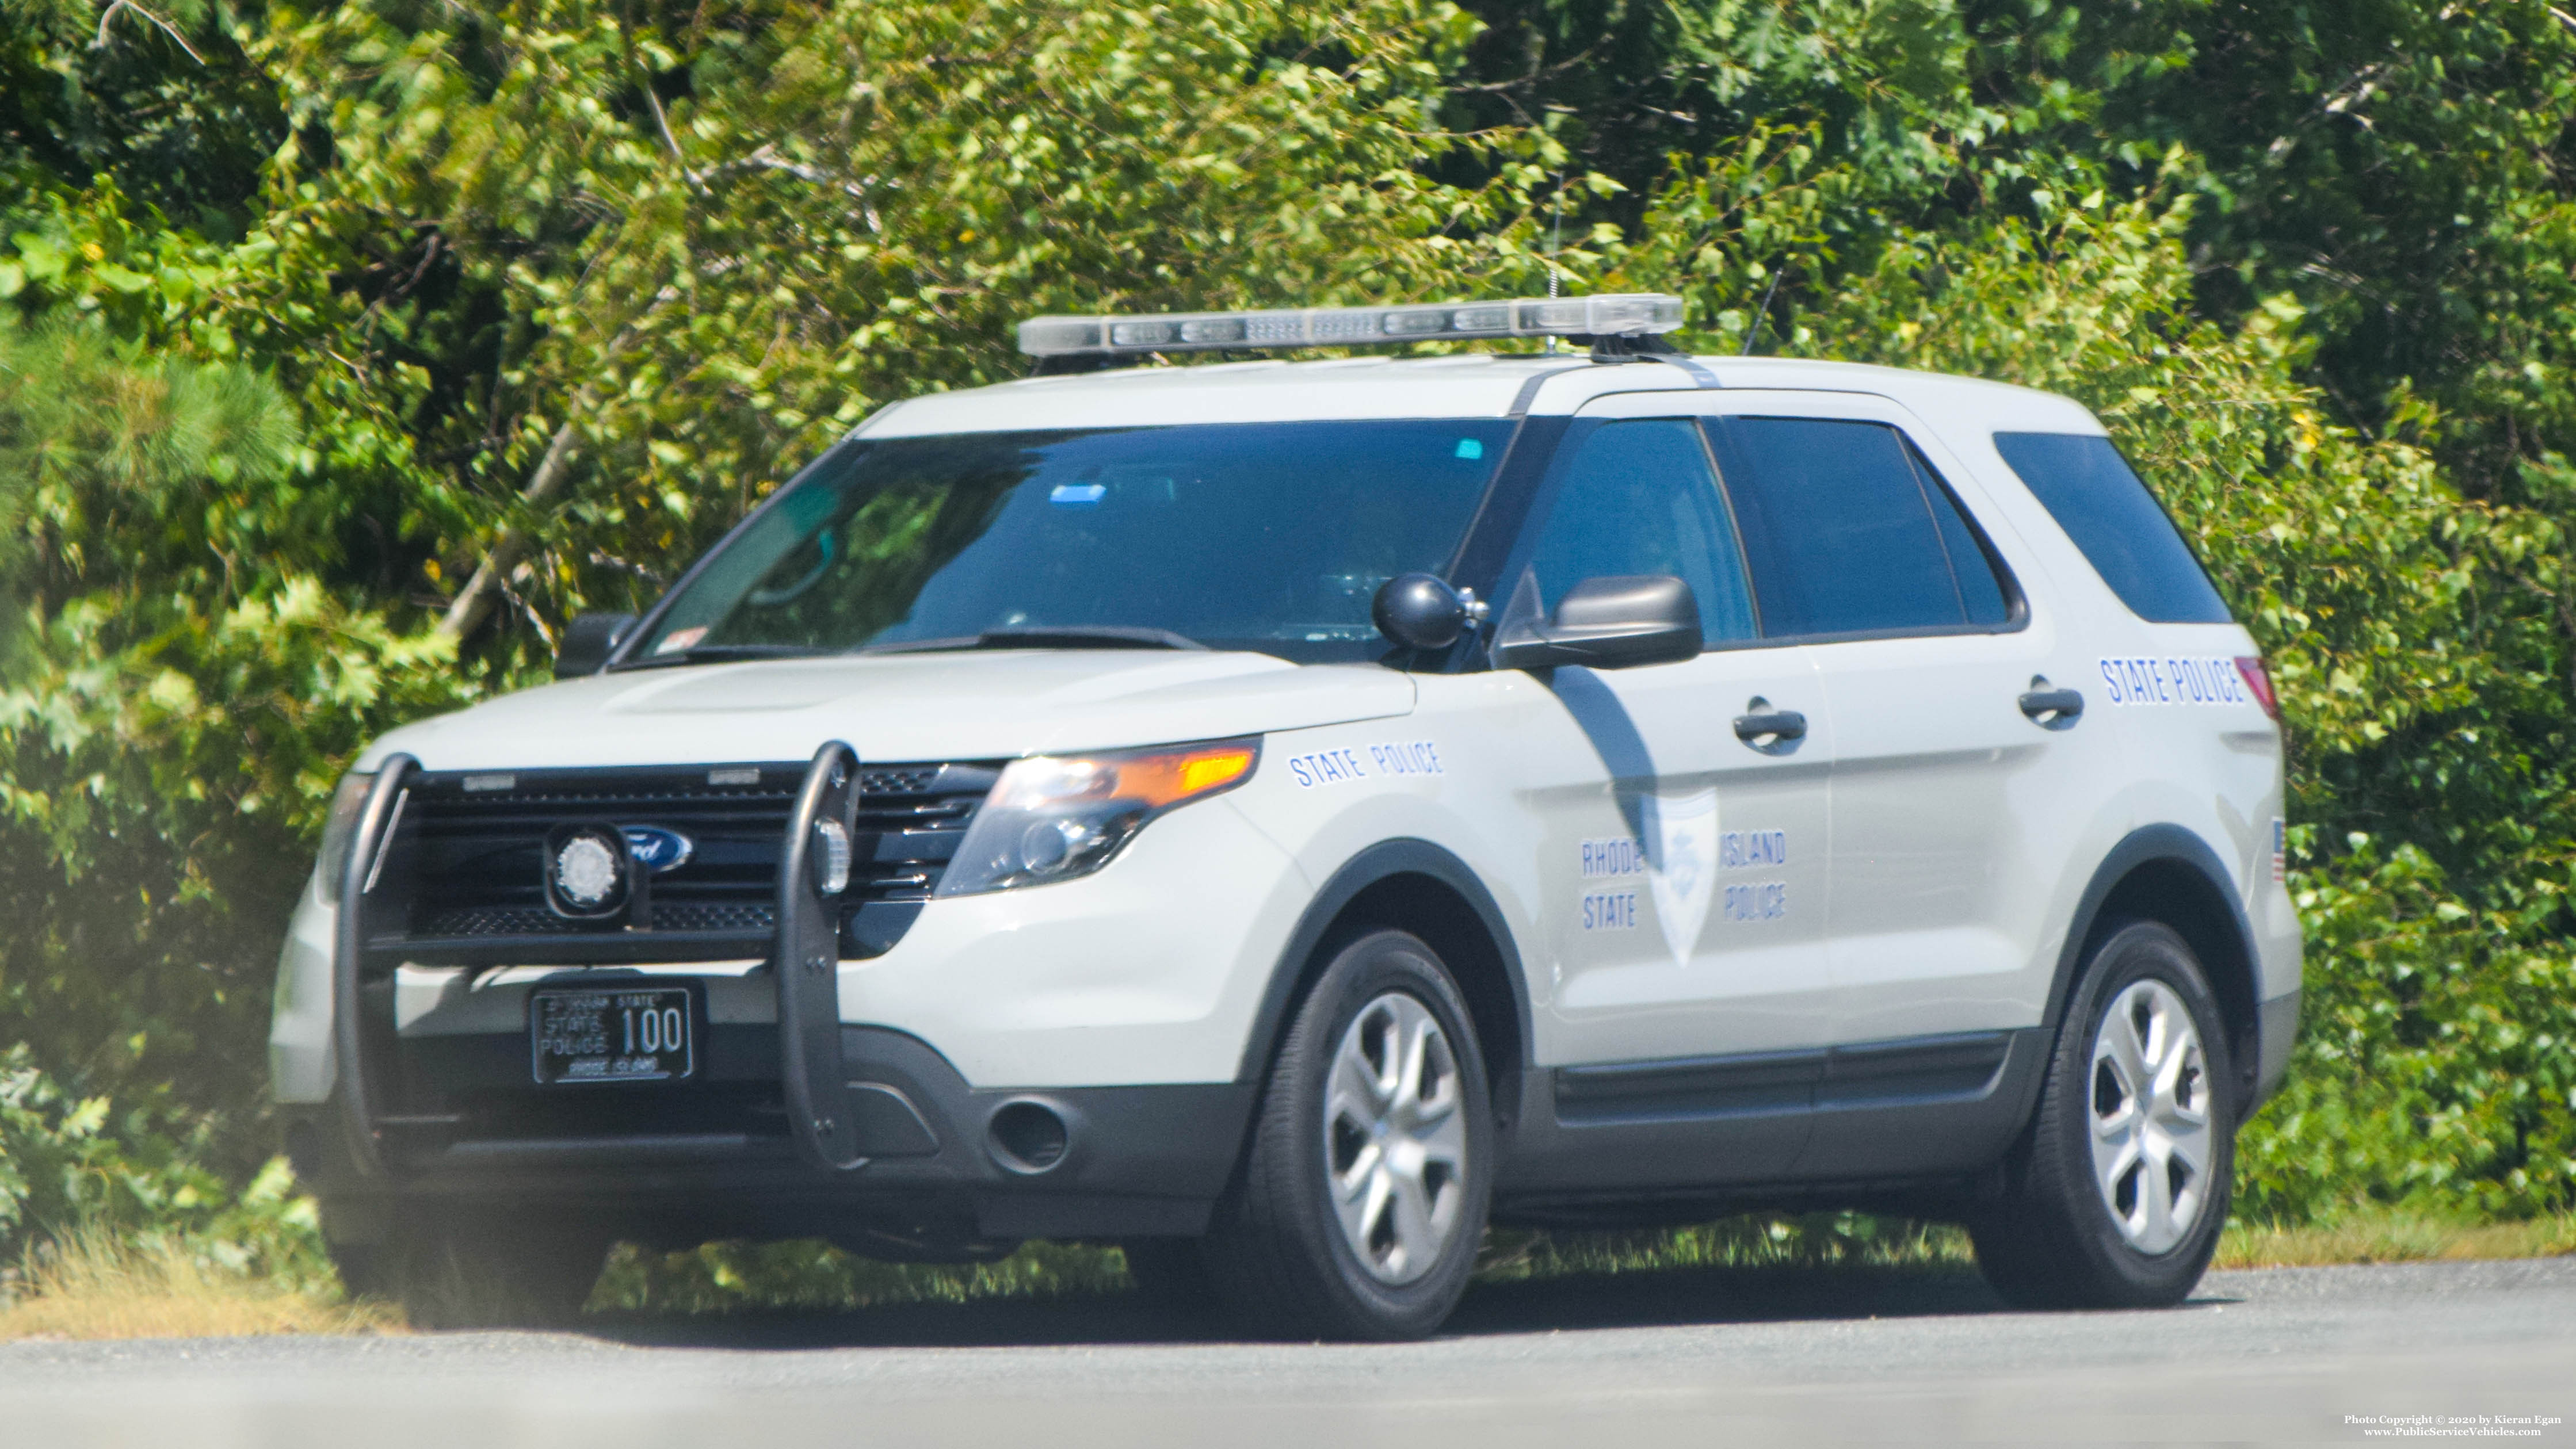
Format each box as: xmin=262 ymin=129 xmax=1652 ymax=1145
xmin=554 ymin=611 xmax=638 ymax=679
xmin=1372 ymin=572 xmax=1479 ymax=651
xmin=1494 ymin=575 xmax=1701 ymax=671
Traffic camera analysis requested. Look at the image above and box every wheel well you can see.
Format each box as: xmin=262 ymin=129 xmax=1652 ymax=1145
xmin=1312 ymin=872 xmax=1526 ymax=1111
xmin=2087 ymin=859 xmax=2260 ymax=1094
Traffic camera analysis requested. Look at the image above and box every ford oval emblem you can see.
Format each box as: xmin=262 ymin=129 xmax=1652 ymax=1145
xmin=621 ymin=825 xmax=695 ymax=873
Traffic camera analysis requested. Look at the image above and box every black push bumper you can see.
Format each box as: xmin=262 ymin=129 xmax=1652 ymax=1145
xmin=289 ymin=1024 xmax=1254 ymax=1252
xmin=314 ymin=747 xmax=1253 ymax=1254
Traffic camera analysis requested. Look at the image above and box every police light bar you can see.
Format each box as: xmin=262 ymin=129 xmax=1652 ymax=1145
xmin=1016 ymin=293 xmax=1685 ymax=358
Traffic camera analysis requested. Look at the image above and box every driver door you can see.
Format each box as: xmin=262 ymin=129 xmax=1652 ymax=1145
xmin=1509 ymin=402 xmax=1835 ymax=1072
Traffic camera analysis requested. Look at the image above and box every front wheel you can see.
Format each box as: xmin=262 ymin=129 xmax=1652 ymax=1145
xmin=348 ymin=1211 xmax=612 ymax=1329
xmin=1204 ymin=928 xmax=1495 ymax=1340
xmin=1972 ymin=919 xmax=2237 ymax=1309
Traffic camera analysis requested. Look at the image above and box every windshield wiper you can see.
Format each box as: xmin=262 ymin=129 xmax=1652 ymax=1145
xmin=610 ymin=643 xmax=836 ymax=671
xmin=860 ymin=626 xmax=1207 ymax=655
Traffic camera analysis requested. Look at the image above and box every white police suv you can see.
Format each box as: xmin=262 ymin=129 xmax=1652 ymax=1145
xmin=270 ymin=295 xmax=2301 ymax=1336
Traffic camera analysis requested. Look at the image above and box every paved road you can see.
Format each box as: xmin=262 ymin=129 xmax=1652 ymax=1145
xmin=2 ymin=1257 xmax=2571 ymax=1446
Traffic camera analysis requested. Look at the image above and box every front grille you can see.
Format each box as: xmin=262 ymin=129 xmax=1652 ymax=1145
xmin=377 ymin=760 xmax=997 ymax=961
xmin=655 ymin=901 xmax=781 ymax=932
xmin=420 ymin=906 xmax=587 ymax=937
xmin=860 ymin=766 xmax=941 ymax=796
xmin=420 ymin=902 xmax=783 ymax=936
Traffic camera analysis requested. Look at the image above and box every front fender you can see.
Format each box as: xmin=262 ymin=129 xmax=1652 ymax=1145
xmin=1231 ymin=838 xmax=1533 ymax=1091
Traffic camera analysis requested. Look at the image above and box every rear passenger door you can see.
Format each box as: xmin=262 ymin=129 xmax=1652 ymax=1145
xmin=1694 ymin=393 xmax=2074 ymax=1046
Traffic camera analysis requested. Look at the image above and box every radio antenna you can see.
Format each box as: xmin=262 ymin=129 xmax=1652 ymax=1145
xmin=1741 ymin=267 xmax=1785 ymax=357
xmin=1544 ymin=171 xmax=1566 ymax=354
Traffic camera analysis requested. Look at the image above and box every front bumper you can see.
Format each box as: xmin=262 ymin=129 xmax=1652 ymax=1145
xmin=290 ymin=1025 xmax=1253 ymax=1249
xmin=2251 ymin=989 xmax=2300 ymax=1110
xmin=283 ymin=746 xmax=1285 ymax=1247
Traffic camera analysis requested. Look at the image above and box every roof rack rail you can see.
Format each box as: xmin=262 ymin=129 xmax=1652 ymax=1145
xmin=1016 ymin=294 xmax=1685 ymax=361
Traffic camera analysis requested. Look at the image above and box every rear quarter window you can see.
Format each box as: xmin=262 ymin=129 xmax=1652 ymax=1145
xmin=1991 ymin=433 xmax=2232 ymax=625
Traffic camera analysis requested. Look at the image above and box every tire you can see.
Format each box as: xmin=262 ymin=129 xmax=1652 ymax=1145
xmin=323 ymin=1235 xmax=391 ymax=1301
xmin=1203 ymin=928 xmax=1495 ymax=1341
xmin=365 ymin=1211 xmax=613 ymax=1330
xmin=1972 ymin=919 xmax=2237 ymax=1309
xmin=1118 ymin=1238 xmax=1220 ymax=1320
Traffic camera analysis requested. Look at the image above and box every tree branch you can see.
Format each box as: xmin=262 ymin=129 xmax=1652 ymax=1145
xmin=91 ymin=0 xmax=205 ymax=64
xmin=436 ymin=409 xmax=589 ymax=642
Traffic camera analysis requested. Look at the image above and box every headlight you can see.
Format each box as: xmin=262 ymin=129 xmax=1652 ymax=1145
xmin=312 ymin=770 xmax=375 ymax=903
xmin=936 ymin=739 xmax=1260 ymax=897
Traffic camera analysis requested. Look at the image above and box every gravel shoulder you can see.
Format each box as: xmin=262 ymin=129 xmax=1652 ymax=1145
xmin=1 ymin=1257 xmax=2569 ymax=1446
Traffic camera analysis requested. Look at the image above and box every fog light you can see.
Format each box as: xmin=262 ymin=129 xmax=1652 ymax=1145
xmin=1017 ymin=817 xmax=1094 ymax=874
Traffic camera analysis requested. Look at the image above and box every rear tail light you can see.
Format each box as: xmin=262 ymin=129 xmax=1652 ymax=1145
xmin=2234 ymin=656 xmax=2280 ymax=721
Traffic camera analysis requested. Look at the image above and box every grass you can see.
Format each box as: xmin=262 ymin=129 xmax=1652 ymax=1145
xmin=1472 ymin=1214 xmax=1978 ymax=1283
xmin=2213 ymin=1209 xmax=2576 ymax=1270
xmin=1469 ymin=1209 xmax=2576 ymax=1284
xmin=0 ymin=1230 xmax=401 ymax=1343
xmin=589 ymin=1236 xmax=1130 ymax=1316
xmin=2 ymin=1207 xmax=2567 ymax=1339
xmin=506 ymin=1207 xmax=2576 ymax=1318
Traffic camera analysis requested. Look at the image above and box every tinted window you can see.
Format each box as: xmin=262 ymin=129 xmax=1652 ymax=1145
xmin=1914 ymin=441 xmax=2013 ymax=627
xmin=635 ymin=420 xmax=1514 ymax=666
xmin=1991 ymin=432 xmax=2232 ymax=624
xmin=1707 ymin=417 xmax=2011 ymax=637
xmin=1517 ymin=418 xmax=1758 ymax=645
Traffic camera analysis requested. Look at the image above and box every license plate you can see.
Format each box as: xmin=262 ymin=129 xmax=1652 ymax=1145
xmin=530 ymin=985 xmax=696 ymax=1085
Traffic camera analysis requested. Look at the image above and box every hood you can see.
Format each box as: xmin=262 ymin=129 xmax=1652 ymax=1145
xmin=357 ymin=649 xmax=1415 ymax=771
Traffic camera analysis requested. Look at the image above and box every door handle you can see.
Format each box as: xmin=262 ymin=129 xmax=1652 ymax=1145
xmin=2018 ymin=678 xmax=2084 ymax=730
xmin=1733 ymin=698 xmax=1807 ymax=754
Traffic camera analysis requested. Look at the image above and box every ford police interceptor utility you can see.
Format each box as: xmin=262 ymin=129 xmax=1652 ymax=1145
xmin=269 ymin=294 xmax=2302 ymax=1336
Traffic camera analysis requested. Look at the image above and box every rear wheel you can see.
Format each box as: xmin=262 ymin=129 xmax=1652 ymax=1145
xmin=1204 ymin=928 xmax=1494 ymax=1340
xmin=1973 ymin=920 xmax=2235 ymax=1309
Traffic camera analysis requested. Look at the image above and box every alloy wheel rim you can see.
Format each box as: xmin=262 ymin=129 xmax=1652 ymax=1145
xmin=2087 ymin=977 xmax=2214 ymax=1255
xmin=1323 ymin=991 xmax=1468 ymax=1285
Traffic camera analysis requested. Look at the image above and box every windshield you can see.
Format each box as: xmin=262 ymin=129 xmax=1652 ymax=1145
xmin=632 ymin=420 xmax=1516 ymax=666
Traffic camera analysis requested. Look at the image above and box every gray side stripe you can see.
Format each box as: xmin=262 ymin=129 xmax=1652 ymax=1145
xmin=1662 ymin=354 xmax=1723 ymax=387
xmin=1507 ymin=363 xmax=1596 ymax=417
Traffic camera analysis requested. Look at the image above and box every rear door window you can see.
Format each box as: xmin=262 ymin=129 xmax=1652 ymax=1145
xmin=1990 ymin=433 xmax=2232 ymax=624
xmin=1704 ymin=417 xmax=2016 ymax=638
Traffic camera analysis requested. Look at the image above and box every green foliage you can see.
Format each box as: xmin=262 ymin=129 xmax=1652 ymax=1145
xmin=0 ymin=315 xmax=297 ymax=627
xmin=1956 ymin=0 xmax=2576 ymax=506
xmin=0 ymin=1045 xmax=331 ymax=1286
xmin=2246 ymin=839 xmax=2576 ymax=1220
xmin=1453 ymin=0 xmax=1986 ymax=211
xmin=221 ymin=0 xmax=1547 ymax=657
xmin=0 ymin=0 xmax=285 ymax=233
xmin=594 ymin=1214 xmax=1977 ymax=1316
xmin=593 ymin=1236 xmax=1128 ymax=1315
xmin=0 ymin=316 xmax=470 ymax=1172
xmin=1466 ymin=0 xmax=2576 ymax=510
xmin=1478 ymin=1213 xmax=1973 ymax=1282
